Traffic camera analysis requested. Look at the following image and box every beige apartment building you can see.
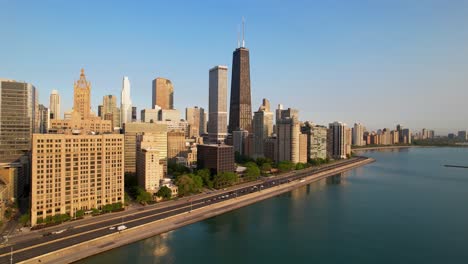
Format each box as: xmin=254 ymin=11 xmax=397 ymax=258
xmin=136 ymin=148 xmax=163 ymax=193
xmin=123 ymin=123 xmax=168 ymax=173
xmin=31 ymin=133 xmax=124 ymax=226
xmin=167 ymin=131 xmax=186 ymax=161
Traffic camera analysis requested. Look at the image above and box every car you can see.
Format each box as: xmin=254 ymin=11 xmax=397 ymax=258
xmin=260 ymin=185 xmax=264 ymax=188
xmin=225 ymin=194 xmax=229 ymax=197
xmin=42 ymin=232 xmax=52 ymax=237
xmin=109 ymin=226 xmax=116 ymax=230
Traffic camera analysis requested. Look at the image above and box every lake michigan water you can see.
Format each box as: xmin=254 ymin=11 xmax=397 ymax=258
xmin=77 ymin=147 xmax=468 ymax=264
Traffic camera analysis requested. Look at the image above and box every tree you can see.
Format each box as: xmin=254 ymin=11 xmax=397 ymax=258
xmin=295 ymin=163 xmax=306 ymax=170
xmin=278 ymin=161 xmax=294 ymax=172
xmin=75 ymin=210 xmax=85 ymax=218
xmin=175 ymin=174 xmax=203 ymax=196
xmin=4 ymin=209 xmax=12 ymax=219
xmin=124 ymin=191 xmax=132 ymax=205
xmin=19 ymin=213 xmax=30 ymax=226
xmin=213 ymin=172 xmax=238 ymax=189
xmin=197 ymin=169 xmax=213 ymax=188
xmin=256 ymin=157 xmax=272 ymax=167
xmin=261 ymin=163 xmax=272 ymax=172
xmin=244 ymin=162 xmax=260 ymax=181
xmin=136 ymin=188 xmax=152 ymax=204
xmin=168 ymin=161 xmax=190 ymax=176
xmin=156 ymin=186 xmax=172 ymax=200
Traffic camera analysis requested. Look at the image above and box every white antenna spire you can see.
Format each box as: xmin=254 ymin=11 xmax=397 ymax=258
xmin=242 ymin=17 xmax=245 ymax=48
xmin=237 ymin=24 xmax=240 ymax=48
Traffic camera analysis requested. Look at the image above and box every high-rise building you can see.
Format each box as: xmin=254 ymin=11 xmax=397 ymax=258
xmin=73 ymin=69 xmax=92 ymax=120
xmin=233 ymin=129 xmax=249 ymax=155
xmin=299 ymin=134 xmax=308 ymax=163
xmin=458 ymin=131 xmax=467 ymax=141
xmin=141 ymin=108 xmax=160 ymax=123
xmin=159 ymin=109 xmax=180 ymax=122
xmin=328 ymin=122 xmax=347 ymax=160
xmin=276 ymin=108 xmax=300 ymax=163
xmin=136 ymin=133 xmax=165 ymax=193
xmin=301 ymin=122 xmax=328 ymax=160
xmin=121 ymin=76 xmax=132 ymax=126
xmin=167 ymin=131 xmax=186 ymax=161
xmin=102 ymin=95 xmax=121 ymax=129
xmin=252 ymin=99 xmax=274 ymax=158
xmin=197 ymin=144 xmax=235 ymax=175
xmin=31 ymin=133 xmax=124 ymax=226
xmin=51 ymin=70 xmax=112 ymax=133
xmin=152 ymin=78 xmax=174 ymax=110
xmin=228 ymin=36 xmax=252 ymax=133
xmin=352 ymin=123 xmax=365 ymax=146
xmin=263 ymin=137 xmax=277 ymax=162
xmin=132 ymin=106 xmax=137 ymax=122
xmin=38 ymin=104 xmax=50 ymax=134
xmin=186 ymin=106 xmax=205 ymax=138
xmin=123 ymin=123 xmax=168 ymax=173
xmin=208 ymin=66 xmax=228 ymax=143
xmin=49 ymin=90 xmax=60 ymax=120
xmin=0 ymin=79 xmax=39 ymax=163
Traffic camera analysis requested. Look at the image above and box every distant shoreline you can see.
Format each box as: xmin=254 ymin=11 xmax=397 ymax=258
xmin=353 ymin=144 xmax=468 ymax=152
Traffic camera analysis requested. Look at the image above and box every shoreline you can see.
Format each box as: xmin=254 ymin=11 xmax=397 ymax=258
xmin=20 ymin=158 xmax=374 ymax=264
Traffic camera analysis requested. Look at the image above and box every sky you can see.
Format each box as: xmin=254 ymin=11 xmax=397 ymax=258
xmin=2 ymin=0 xmax=468 ymax=135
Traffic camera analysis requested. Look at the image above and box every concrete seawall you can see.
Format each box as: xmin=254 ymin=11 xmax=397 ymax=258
xmin=23 ymin=158 xmax=374 ymax=264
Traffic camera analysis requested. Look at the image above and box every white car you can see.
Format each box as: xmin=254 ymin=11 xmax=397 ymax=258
xmin=109 ymin=226 xmax=116 ymax=230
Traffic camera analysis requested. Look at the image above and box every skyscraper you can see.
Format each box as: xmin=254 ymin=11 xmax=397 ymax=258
xmin=152 ymin=77 xmax=174 ymax=110
xmin=276 ymin=108 xmax=300 ymax=163
xmin=208 ymin=66 xmax=228 ymax=143
xmin=253 ymin=99 xmax=274 ymax=158
xmin=49 ymin=89 xmax=60 ymax=120
xmin=102 ymin=95 xmax=121 ymax=129
xmin=73 ymin=68 xmax=91 ymax=120
xmin=353 ymin=123 xmax=365 ymax=146
xmin=328 ymin=122 xmax=347 ymax=160
xmin=186 ymin=106 xmax=205 ymax=138
xmin=121 ymin=76 xmax=132 ymax=126
xmin=228 ymin=24 xmax=252 ymax=134
xmin=38 ymin=104 xmax=50 ymax=133
xmin=132 ymin=106 xmax=137 ymax=122
xmin=0 ymin=79 xmax=39 ymax=163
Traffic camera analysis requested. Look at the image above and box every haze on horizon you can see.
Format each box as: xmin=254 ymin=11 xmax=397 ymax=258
xmin=1 ymin=0 xmax=467 ymax=135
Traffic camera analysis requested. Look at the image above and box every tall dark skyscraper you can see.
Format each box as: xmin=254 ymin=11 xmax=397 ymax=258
xmin=228 ymin=44 xmax=252 ymax=133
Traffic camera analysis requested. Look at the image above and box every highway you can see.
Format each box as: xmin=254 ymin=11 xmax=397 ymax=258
xmin=0 ymin=157 xmax=369 ymax=264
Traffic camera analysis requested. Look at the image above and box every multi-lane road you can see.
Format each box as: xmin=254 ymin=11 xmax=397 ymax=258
xmin=0 ymin=156 xmax=370 ymax=264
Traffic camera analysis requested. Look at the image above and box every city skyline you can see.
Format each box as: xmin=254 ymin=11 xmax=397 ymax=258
xmin=2 ymin=1 xmax=468 ymax=133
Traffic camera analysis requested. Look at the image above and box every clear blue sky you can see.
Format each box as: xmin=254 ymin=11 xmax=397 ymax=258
xmin=2 ymin=0 xmax=468 ymax=134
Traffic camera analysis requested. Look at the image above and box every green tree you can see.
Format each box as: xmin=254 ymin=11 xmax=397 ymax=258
xmin=75 ymin=210 xmax=85 ymax=218
xmin=261 ymin=163 xmax=272 ymax=172
xmin=37 ymin=217 xmax=44 ymax=224
xmin=156 ymin=186 xmax=172 ymax=200
xmin=168 ymin=162 xmax=191 ymax=176
xmin=255 ymin=157 xmax=272 ymax=167
xmin=136 ymin=188 xmax=152 ymax=204
xmin=19 ymin=213 xmax=30 ymax=226
xmin=45 ymin=215 xmax=54 ymax=224
xmin=278 ymin=161 xmax=294 ymax=172
xmin=244 ymin=162 xmax=260 ymax=181
xmin=295 ymin=162 xmax=306 ymax=170
xmin=213 ymin=172 xmax=238 ymax=189
xmin=197 ymin=169 xmax=213 ymax=188
xmin=124 ymin=191 xmax=132 ymax=205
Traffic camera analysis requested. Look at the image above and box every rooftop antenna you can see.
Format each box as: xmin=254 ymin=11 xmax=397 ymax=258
xmin=237 ymin=24 xmax=240 ymax=48
xmin=242 ymin=17 xmax=245 ymax=48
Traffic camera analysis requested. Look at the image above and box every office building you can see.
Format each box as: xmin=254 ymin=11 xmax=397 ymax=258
xmin=136 ymin=134 xmax=165 ymax=193
xmin=167 ymin=131 xmax=186 ymax=161
xmin=132 ymin=106 xmax=137 ymax=122
xmin=458 ymin=131 xmax=467 ymax=141
xmin=208 ymin=66 xmax=228 ymax=143
xmin=31 ymin=133 xmax=124 ymax=226
xmin=123 ymin=123 xmax=167 ymax=173
xmin=152 ymin=78 xmax=174 ymax=110
xmin=73 ymin=69 xmax=92 ymax=120
xmin=38 ymin=104 xmax=50 ymax=133
xmin=102 ymin=95 xmax=121 ymax=129
xmin=252 ymin=99 xmax=274 ymax=158
xmin=159 ymin=109 xmax=180 ymax=121
xmin=228 ymin=32 xmax=252 ymax=134
xmin=263 ymin=137 xmax=277 ymax=162
xmin=121 ymin=76 xmax=132 ymax=126
xmin=197 ymin=144 xmax=235 ymax=175
xmin=233 ymin=129 xmax=249 ymax=155
xmin=186 ymin=106 xmax=205 ymax=138
xmin=141 ymin=108 xmax=159 ymax=123
xmin=49 ymin=90 xmax=61 ymax=119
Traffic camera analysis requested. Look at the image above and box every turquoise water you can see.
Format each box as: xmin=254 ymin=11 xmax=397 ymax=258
xmin=77 ymin=147 xmax=468 ymax=264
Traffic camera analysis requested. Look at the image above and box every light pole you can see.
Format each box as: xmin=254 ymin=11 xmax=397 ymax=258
xmin=10 ymin=246 xmax=13 ymax=264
